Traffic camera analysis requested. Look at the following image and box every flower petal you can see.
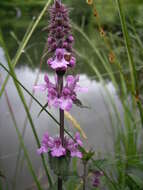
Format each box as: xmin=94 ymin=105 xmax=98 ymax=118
xmin=75 ymin=132 xmax=83 ymax=146
xmin=51 ymin=146 xmax=66 ymax=157
xmin=33 ymin=84 xmax=47 ymax=92
xmin=59 ymin=98 xmax=73 ymax=111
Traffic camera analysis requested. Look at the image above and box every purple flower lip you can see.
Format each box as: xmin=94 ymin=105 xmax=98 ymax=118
xmin=37 ymin=132 xmax=83 ymax=158
xmin=48 ymin=48 xmax=69 ymax=71
xmin=48 ymin=49 xmax=76 ymax=71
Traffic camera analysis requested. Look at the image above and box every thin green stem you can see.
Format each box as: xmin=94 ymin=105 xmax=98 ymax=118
xmin=13 ymin=41 xmax=48 ymax=188
xmin=4 ymin=91 xmax=42 ymax=190
xmin=116 ymin=0 xmax=143 ymax=126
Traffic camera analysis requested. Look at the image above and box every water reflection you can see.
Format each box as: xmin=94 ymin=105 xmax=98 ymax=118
xmin=0 ymin=47 xmax=122 ymax=189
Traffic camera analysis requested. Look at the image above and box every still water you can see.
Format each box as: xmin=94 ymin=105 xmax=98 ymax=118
xmin=0 ymin=46 xmax=122 ymax=189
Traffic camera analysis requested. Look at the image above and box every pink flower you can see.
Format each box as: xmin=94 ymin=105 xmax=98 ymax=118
xmin=75 ymin=132 xmax=83 ymax=147
xmin=38 ymin=132 xmax=83 ymax=158
xmin=37 ymin=133 xmax=66 ymax=157
xmin=34 ymin=74 xmax=87 ymax=111
xmin=66 ymin=132 xmax=83 ymax=158
xmin=69 ymin=143 xmax=82 ymax=158
xmin=33 ymin=74 xmax=54 ymax=92
xmin=37 ymin=132 xmax=52 ymax=154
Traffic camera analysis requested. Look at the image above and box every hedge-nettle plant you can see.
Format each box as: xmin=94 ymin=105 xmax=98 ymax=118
xmin=34 ymin=0 xmax=87 ymax=189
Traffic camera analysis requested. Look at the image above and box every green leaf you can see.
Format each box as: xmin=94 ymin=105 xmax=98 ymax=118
xmin=0 ymin=170 xmax=5 ymax=179
xmin=73 ymin=99 xmax=90 ymax=109
xmin=128 ymin=173 xmax=143 ymax=189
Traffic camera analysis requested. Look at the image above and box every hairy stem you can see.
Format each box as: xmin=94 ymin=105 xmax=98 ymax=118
xmin=58 ymin=74 xmax=64 ymax=190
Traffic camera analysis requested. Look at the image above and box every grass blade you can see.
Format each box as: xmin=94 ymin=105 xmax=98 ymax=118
xmin=4 ymin=91 xmax=42 ymax=190
xmin=0 ymin=33 xmax=53 ymax=187
xmin=116 ymin=0 xmax=143 ymax=126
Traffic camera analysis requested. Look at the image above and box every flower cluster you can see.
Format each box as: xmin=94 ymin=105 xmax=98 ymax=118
xmin=47 ymin=0 xmax=76 ymax=72
xmin=92 ymin=171 xmax=104 ymax=187
xmin=34 ymin=74 xmax=87 ymax=111
xmin=38 ymin=132 xmax=83 ymax=158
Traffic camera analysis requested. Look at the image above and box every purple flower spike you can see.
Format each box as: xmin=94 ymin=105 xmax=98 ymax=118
xmin=48 ymin=1 xmax=72 ymax=52
xmin=47 ymin=0 xmax=76 ymax=71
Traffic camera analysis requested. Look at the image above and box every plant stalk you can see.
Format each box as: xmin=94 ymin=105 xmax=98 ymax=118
xmin=83 ymin=162 xmax=87 ymax=190
xmin=58 ymin=74 xmax=64 ymax=190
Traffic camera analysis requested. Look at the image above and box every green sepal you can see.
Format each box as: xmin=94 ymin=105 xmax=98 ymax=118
xmin=48 ymin=152 xmax=71 ymax=180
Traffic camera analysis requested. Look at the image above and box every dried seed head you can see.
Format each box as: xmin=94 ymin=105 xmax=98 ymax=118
xmin=109 ymin=52 xmax=115 ymax=63
xmin=99 ymin=27 xmax=106 ymax=37
xmin=86 ymin=0 xmax=93 ymax=5
xmin=94 ymin=8 xmax=98 ymax=17
xmin=135 ymin=94 xmax=140 ymax=102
